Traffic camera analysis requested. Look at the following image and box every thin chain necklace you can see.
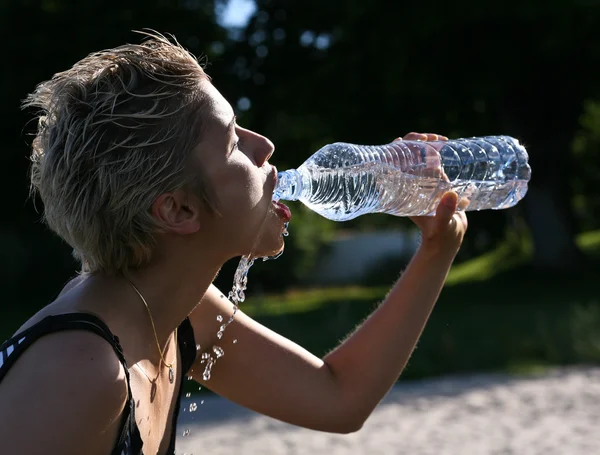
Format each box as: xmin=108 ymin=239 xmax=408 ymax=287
xmin=125 ymin=277 xmax=177 ymax=384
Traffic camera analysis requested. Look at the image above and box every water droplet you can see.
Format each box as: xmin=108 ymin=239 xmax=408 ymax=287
xmin=189 ymin=402 xmax=198 ymax=412
xmin=198 ymin=386 xmax=202 ymax=391
xmin=196 ymin=344 xmax=201 ymax=351
xmin=233 ymin=339 xmax=238 ymax=344
xmin=187 ymin=375 xmax=193 ymax=380
xmin=201 ymin=400 xmax=205 ymax=404
xmin=262 ymin=250 xmax=284 ymax=261
xmin=183 ymin=429 xmax=190 ymax=436
xmin=205 ymin=256 xmax=257 ymax=379
xmin=186 ymin=392 xmax=191 ymax=398
xmin=202 ymin=357 xmax=215 ymax=380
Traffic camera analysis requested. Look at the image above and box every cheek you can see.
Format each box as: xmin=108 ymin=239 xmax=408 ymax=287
xmin=217 ymin=166 xmax=265 ymax=212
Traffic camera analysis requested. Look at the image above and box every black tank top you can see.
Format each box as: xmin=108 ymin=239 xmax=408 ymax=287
xmin=0 ymin=312 xmax=198 ymax=455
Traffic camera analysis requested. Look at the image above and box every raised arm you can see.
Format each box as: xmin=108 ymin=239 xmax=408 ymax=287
xmin=0 ymin=331 xmax=128 ymax=454
xmin=188 ymin=191 xmax=466 ymax=433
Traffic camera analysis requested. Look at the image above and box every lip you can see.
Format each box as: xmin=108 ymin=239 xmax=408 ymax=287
xmin=273 ymin=200 xmax=292 ymax=221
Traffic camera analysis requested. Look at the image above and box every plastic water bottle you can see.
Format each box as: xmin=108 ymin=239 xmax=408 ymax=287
xmin=273 ymin=136 xmax=531 ymax=221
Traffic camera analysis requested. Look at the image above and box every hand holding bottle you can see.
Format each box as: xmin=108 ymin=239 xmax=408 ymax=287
xmin=395 ymin=132 xmax=468 ymax=256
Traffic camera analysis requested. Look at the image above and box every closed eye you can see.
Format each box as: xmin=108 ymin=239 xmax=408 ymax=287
xmin=231 ymin=138 xmax=240 ymax=153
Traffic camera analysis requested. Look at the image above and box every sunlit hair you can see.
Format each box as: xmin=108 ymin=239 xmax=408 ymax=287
xmin=23 ymin=31 xmax=216 ymax=274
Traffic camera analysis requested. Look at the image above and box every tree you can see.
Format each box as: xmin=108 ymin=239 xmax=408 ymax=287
xmin=219 ymin=0 xmax=600 ymax=271
xmin=0 ymin=0 xmax=227 ymax=301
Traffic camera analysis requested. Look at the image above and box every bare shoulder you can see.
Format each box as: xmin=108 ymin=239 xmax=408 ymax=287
xmin=0 ymin=330 xmax=128 ymax=455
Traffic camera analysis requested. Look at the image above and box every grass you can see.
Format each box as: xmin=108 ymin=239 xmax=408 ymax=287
xmin=239 ymin=229 xmax=600 ymax=380
xmin=4 ymin=229 xmax=600 ymax=387
xmin=246 ymin=229 xmax=600 ymax=317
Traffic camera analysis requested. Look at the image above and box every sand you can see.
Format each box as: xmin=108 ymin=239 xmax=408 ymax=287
xmin=176 ymin=366 xmax=600 ymax=455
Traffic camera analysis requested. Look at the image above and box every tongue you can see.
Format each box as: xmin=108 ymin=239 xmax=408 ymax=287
xmin=274 ymin=201 xmax=292 ymax=220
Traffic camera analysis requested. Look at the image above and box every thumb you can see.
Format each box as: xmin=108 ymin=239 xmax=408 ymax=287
xmin=435 ymin=191 xmax=458 ymax=226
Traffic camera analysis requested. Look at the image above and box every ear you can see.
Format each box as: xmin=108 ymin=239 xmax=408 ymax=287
xmin=151 ymin=189 xmax=201 ymax=235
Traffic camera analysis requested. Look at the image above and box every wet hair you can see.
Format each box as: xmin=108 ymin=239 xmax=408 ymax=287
xmin=23 ymin=31 xmax=216 ymax=274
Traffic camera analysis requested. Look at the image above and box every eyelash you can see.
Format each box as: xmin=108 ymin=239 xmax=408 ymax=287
xmin=231 ymin=139 xmax=240 ymax=152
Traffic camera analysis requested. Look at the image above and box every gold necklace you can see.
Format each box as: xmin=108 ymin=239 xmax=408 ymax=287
xmin=126 ymin=278 xmax=177 ymax=384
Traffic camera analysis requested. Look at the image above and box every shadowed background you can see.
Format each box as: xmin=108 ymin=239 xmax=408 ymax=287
xmin=1 ymin=0 xmax=599 ymax=383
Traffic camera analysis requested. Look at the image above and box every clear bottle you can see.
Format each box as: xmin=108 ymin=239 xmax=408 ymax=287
xmin=273 ymin=136 xmax=531 ymax=221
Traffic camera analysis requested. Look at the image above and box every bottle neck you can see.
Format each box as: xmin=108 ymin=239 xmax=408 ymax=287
xmin=273 ymin=169 xmax=303 ymax=201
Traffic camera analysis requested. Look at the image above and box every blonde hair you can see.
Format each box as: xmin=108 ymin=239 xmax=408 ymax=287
xmin=23 ymin=31 xmax=215 ymax=274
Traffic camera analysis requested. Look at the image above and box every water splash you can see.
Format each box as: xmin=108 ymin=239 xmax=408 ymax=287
xmin=228 ymin=256 xmax=256 ymax=304
xmin=213 ymin=346 xmax=225 ymax=358
xmin=216 ymin=256 xmax=255 ymax=340
xmin=201 ymin=209 xmax=290 ymax=380
xmin=200 ymin=352 xmax=215 ymax=380
xmin=199 ymin=256 xmax=257 ymax=380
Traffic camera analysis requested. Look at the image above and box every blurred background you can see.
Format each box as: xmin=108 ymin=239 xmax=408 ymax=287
xmin=1 ymin=0 xmax=600 ymax=384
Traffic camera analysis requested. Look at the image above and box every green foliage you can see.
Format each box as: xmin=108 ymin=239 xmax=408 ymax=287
xmin=572 ymin=100 xmax=600 ymax=230
xmin=2 ymin=0 xmax=600 ymax=306
xmin=236 ymin=230 xmax=600 ymax=380
xmin=223 ymin=0 xmax=600 ymax=266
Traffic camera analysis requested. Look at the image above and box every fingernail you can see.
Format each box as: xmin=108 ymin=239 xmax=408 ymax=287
xmin=443 ymin=193 xmax=458 ymax=207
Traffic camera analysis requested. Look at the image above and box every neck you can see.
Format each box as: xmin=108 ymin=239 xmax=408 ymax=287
xmin=122 ymin=256 xmax=221 ymax=349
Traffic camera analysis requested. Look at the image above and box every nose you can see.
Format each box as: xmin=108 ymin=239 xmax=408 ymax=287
xmin=240 ymin=127 xmax=275 ymax=167
xmin=258 ymin=135 xmax=275 ymax=166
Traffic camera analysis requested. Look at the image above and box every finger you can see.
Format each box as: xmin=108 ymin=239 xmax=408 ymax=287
xmin=457 ymin=196 xmax=471 ymax=211
xmin=423 ymin=133 xmax=449 ymax=141
xmin=441 ymin=168 xmax=451 ymax=182
xmin=435 ymin=191 xmax=458 ymax=228
xmin=402 ymin=132 xmax=428 ymax=141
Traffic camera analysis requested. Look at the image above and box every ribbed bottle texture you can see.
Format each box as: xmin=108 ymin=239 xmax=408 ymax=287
xmin=274 ymin=136 xmax=531 ymax=221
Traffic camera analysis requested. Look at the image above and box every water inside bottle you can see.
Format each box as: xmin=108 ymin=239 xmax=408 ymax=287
xmin=300 ymin=160 xmax=527 ymax=220
xmin=274 ymin=136 xmax=530 ymax=220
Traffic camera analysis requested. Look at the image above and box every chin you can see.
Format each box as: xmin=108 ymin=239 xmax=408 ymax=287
xmin=248 ymin=236 xmax=285 ymax=260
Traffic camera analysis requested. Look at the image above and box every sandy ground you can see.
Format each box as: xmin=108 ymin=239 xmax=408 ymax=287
xmin=175 ymin=366 xmax=600 ymax=455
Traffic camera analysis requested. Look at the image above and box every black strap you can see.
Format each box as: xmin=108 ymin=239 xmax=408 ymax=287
xmin=165 ymin=316 xmax=197 ymax=455
xmin=1 ymin=313 xmax=197 ymax=455
xmin=0 ymin=313 xmax=143 ymax=455
xmin=177 ymin=317 xmax=197 ymax=374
